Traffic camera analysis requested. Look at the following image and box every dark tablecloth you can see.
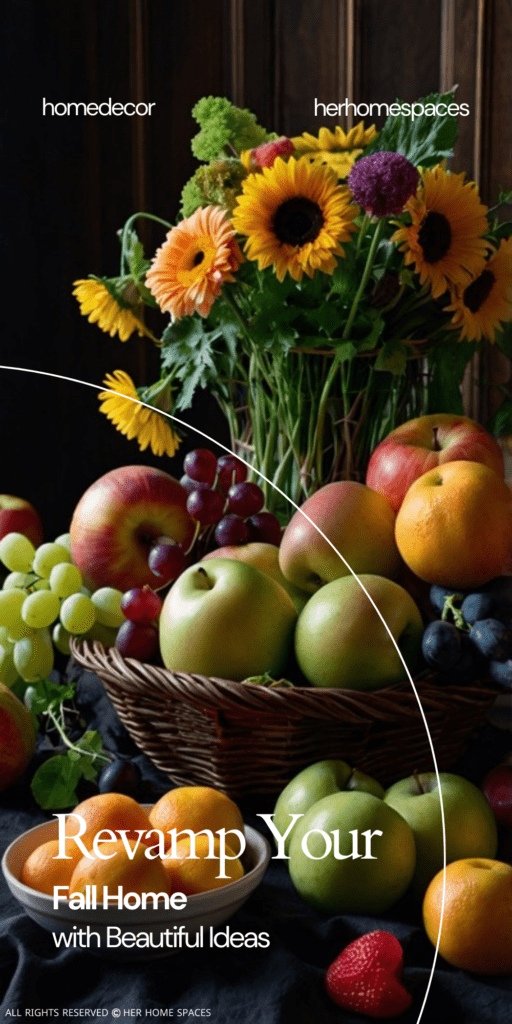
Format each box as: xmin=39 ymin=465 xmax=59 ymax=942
xmin=1 ymin=667 xmax=511 ymax=1024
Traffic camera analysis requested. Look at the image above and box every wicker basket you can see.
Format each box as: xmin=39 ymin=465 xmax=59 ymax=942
xmin=71 ymin=639 xmax=498 ymax=799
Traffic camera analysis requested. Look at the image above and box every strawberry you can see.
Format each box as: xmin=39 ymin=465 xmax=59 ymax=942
xmin=325 ymin=930 xmax=412 ymax=1018
xmin=251 ymin=137 xmax=294 ymax=169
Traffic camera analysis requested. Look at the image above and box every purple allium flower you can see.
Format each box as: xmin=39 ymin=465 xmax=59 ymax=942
xmin=348 ymin=152 xmax=419 ymax=217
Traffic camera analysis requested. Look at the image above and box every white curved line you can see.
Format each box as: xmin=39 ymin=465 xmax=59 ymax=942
xmin=0 ymin=363 xmax=445 ymax=1021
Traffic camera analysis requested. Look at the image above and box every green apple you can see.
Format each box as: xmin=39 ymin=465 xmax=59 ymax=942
xmin=202 ymin=542 xmax=309 ymax=612
xmin=273 ymin=759 xmax=385 ymax=854
xmin=384 ymin=771 xmax=499 ymax=893
xmin=288 ymin=791 xmax=416 ymax=914
xmin=159 ymin=558 xmax=297 ymax=681
xmin=294 ymin=573 xmax=423 ymax=690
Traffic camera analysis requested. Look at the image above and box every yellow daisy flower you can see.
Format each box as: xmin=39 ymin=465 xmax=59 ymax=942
xmin=146 ymin=206 xmax=243 ymax=321
xmin=292 ymin=123 xmax=378 ymax=181
xmin=98 ymin=371 xmax=180 ymax=458
xmin=232 ymin=156 xmax=358 ymax=283
xmin=392 ymin=167 xmax=490 ymax=299
xmin=445 ymin=238 xmax=512 ymax=342
xmin=73 ymin=279 xmax=154 ymax=342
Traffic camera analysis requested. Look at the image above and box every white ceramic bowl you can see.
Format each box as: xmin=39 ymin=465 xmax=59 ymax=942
xmin=2 ymin=815 xmax=270 ymax=960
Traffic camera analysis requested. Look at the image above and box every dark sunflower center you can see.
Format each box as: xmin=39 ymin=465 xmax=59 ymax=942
xmin=193 ymin=251 xmax=205 ymax=266
xmin=417 ymin=211 xmax=452 ymax=263
xmin=463 ymin=269 xmax=495 ymax=313
xmin=273 ymin=198 xmax=324 ymax=246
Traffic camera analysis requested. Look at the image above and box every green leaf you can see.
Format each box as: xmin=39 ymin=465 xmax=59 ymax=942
xmin=29 ymin=678 xmax=76 ymax=716
xmin=161 ymin=315 xmax=237 ymax=409
xmin=487 ymin=397 xmax=512 ymax=438
xmin=364 ymin=91 xmax=459 ymax=166
xmin=124 ymin=229 xmax=151 ymax=281
xmin=31 ymin=755 xmax=82 ymax=810
xmin=488 ymin=221 xmax=512 ymax=243
xmin=375 ymin=341 xmax=407 ymax=375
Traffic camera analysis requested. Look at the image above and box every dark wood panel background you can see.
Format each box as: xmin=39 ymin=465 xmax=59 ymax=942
xmin=2 ymin=0 xmax=511 ymax=533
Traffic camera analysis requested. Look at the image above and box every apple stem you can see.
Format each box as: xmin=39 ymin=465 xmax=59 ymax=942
xmin=196 ymin=566 xmax=213 ymax=589
xmin=431 ymin=426 xmax=442 ymax=452
xmin=412 ymin=772 xmax=424 ymax=795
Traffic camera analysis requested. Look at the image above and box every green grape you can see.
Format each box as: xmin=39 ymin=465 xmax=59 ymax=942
xmin=7 ymin=621 xmax=37 ymax=643
xmin=22 ymin=590 xmax=61 ymax=629
xmin=14 ymin=635 xmax=54 ymax=682
xmin=60 ymin=593 xmax=96 ymax=634
xmin=0 ymin=533 xmax=36 ymax=573
xmin=52 ymin=622 xmax=72 ymax=655
xmin=31 ymin=577 xmax=51 ymax=591
xmin=91 ymin=587 xmax=125 ymax=628
xmin=0 ymin=588 xmax=26 ymax=631
xmin=0 ymin=626 xmax=11 ymax=645
xmin=0 ymin=642 xmax=19 ymax=687
xmin=3 ymin=571 xmax=32 ymax=590
xmin=84 ymin=620 xmax=118 ymax=649
xmin=32 ymin=542 xmax=70 ymax=579
xmin=49 ymin=562 xmax=82 ymax=598
xmin=54 ymin=532 xmax=71 ymax=551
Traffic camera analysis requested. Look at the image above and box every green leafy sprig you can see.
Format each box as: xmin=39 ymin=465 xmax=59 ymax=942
xmin=27 ymin=678 xmax=110 ymax=810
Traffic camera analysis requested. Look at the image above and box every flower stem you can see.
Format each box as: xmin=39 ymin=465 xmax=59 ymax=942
xmin=343 ymin=218 xmax=385 ymax=340
xmin=119 ymin=212 xmax=174 ymax=276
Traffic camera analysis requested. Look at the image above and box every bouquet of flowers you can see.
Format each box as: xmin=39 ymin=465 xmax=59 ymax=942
xmin=74 ymin=91 xmax=512 ymax=513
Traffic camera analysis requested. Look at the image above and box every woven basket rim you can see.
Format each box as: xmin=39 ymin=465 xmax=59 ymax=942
xmin=70 ymin=638 xmax=497 ymax=721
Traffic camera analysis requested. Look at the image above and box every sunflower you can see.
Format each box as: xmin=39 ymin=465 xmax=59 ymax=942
xmin=72 ymin=278 xmax=154 ymax=342
xmin=231 ymin=156 xmax=358 ymax=282
xmin=98 ymin=370 xmax=181 ymax=458
xmin=145 ymin=206 xmax=243 ymax=321
xmin=445 ymin=237 xmax=512 ymax=342
xmin=392 ymin=167 xmax=490 ymax=299
xmin=292 ymin=123 xmax=378 ymax=182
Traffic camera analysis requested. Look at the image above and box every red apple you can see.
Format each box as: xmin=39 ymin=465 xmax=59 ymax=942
xmin=0 ymin=495 xmax=43 ymax=547
xmin=366 ymin=413 xmax=504 ymax=513
xmin=69 ymin=466 xmax=196 ymax=592
xmin=279 ymin=481 xmax=401 ymax=594
xmin=482 ymin=764 xmax=512 ymax=828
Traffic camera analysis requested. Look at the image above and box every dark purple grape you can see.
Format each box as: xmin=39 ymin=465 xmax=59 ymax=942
xmin=116 ymin=620 xmax=159 ymax=661
xmin=247 ymin=512 xmax=282 ymax=546
xmin=214 ymin=515 xmax=249 ymax=547
xmin=429 ymin=584 xmax=466 ymax=616
xmin=180 ymin=474 xmax=210 ymax=495
xmin=121 ymin=586 xmax=163 ymax=624
xmin=488 ymin=659 xmax=512 ymax=690
xmin=227 ymin=481 xmax=265 ymax=517
xmin=183 ymin=448 xmax=217 ymax=485
xmin=461 ymin=592 xmax=496 ymax=625
xmin=216 ymin=455 xmax=247 ymax=494
xmin=421 ymin=620 xmax=461 ymax=671
xmin=469 ymin=618 xmax=512 ymax=661
xmin=186 ymin=488 xmax=225 ymax=526
xmin=148 ymin=542 xmax=187 ymax=584
xmin=98 ymin=758 xmax=142 ymax=796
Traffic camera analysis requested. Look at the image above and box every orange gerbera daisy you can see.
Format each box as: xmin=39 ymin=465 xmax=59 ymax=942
xmin=146 ymin=206 xmax=243 ymax=320
xmin=446 ymin=238 xmax=512 ymax=342
xmin=392 ymin=167 xmax=489 ymax=299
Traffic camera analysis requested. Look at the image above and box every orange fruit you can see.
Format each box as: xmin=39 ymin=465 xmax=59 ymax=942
xmin=395 ymin=460 xmax=512 ymax=588
xmin=162 ymin=834 xmax=244 ymax=895
xmin=0 ymin=682 xmax=36 ymax=792
xmin=70 ymin=839 xmax=169 ymax=898
xmin=68 ymin=792 xmax=152 ymax=850
xmin=21 ymin=838 xmax=83 ymax=895
xmin=149 ymin=786 xmax=244 ymax=850
xmin=423 ymin=858 xmax=512 ymax=974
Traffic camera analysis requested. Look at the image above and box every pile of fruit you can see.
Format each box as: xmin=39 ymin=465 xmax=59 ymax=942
xmin=21 ymin=785 xmax=246 ymax=898
xmin=60 ymin=411 xmax=512 ymax=696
